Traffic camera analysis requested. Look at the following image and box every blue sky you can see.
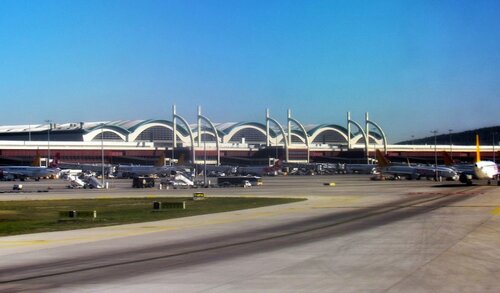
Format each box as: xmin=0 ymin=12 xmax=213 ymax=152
xmin=0 ymin=0 xmax=499 ymax=142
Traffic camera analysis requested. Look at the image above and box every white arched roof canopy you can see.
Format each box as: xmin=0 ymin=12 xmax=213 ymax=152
xmin=309 ymin=127 xmax=348 ymax=144
xmin=194 ymin=130 xmax=217 ymax=141
xmin=83 ymin=128 xmax=127 ymax=142
xmin=351 ymin=133 xmax=384 ymax=145
xmin=270 ymin=133 xmax=288 ymax=145
xmin=290 ymin=132 xmax=306 ymax=144
xmin=128 ymin=122 xmax=190 ymax=144
xmin=351 ymin=133 xmax=364 ymax=145
xmin=223 ymin=124 xmax=267 ymax=143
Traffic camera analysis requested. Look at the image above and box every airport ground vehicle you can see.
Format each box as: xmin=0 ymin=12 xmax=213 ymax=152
xmin=66 ymin=175 xmax=105 ymax=189
xmin=217 ymin=176 xmax=262 ymax=187
xmin=132 ymin=177 xmax=155 ymax=188
xmin=159 ymin=173 xmax=196 ymax=189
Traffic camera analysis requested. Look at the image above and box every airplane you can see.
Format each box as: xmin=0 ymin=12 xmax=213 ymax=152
xmin=452 ymin=135 xmax=499 ymax=185
xmin=237 ymin=160 xmax=283 ymax=176
xmin=0 ymin=153 xmax=61 ymax=181
xmin=115 ymin=154 xmax=179 ymax=178
xmin=375 ymin=150 xmax=458 ymax=181
xmin=195 ymin=164 xmax=237 ymax=177
xmin=442 ymin=151 xmax=475 ymax=178
xmin=345 ymin=163 xmax=378 ymax=174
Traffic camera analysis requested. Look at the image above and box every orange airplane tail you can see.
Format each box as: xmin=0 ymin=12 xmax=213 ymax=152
xmin=475 ymin=134 xmax=481 ymax=163
xmin=375 ymin=149 xmax=390 ymax=167
xmin=155 ymin=153 xmax=166 ymax=167
xmin=31 ymin=150 xmax=41 ymax=167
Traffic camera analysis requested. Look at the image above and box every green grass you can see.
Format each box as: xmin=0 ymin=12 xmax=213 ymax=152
xmin=0 ymin=197 xmax=304 ymax=236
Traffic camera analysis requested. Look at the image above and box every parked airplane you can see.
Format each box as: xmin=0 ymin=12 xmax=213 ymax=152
xmin=345 ymin=164 xmax=378 ymax=174
xmin=375 ymin=150 xmax=458 ymax=181
xmin=454 ymin=135 xmax=499 ymax=185
xmin=196 ymin=164 xmax=237 ymax=177
xmin=442 ymin=151 xmax=475 ymax=177
xmin=237 ymin=160 xmax=282 ymax=176
xmin=0 ymin=153 xmax=60 ymax=181
xmin=115 ymin=155 xmax=178 ymax=178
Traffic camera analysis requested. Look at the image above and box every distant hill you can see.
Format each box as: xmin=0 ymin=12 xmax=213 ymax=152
xmin=397 ymin=126 xmax=500 ymax=145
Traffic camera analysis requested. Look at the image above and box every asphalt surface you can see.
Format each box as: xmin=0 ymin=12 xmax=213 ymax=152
xmin=1 ymin=175 xmax=499 ymax=292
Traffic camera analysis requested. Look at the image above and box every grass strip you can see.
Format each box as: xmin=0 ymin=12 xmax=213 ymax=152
xmin=0 ymin=197 xmax=304 ymax=236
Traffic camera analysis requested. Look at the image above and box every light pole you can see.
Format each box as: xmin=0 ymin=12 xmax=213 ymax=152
xmin=45 ymin=120 xmax=52 ymax=167
xmin=431 ymin=130 xmax=438 ymax=181
xmin=493 ymin=132 xmax=497 ymax=163
xmin=101 ymin=124 xmax=105 ymax=187
xmin=203 ymin=140 xmax=207 ymax=187
xmin=448 ymin=129 xmax=453 ymax=159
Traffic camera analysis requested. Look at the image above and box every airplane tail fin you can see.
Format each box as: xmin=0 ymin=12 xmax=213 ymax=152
xmin=264 ymin=159 xmax=282 ymax=173
xmin=476 ymin=134 xmax=481 ymax=163
xmin=49 ymin=153 xmax=60 ymax=168
xmin=273 ymin=159 xmax=282 ymax=171
xmin=442 ymin=151 xmax=454 ymax=166
xmin=375 ymin=149 xmax=390 ymax=167
xmin=31 ymin=150 xmax=41 ymax=167
xmin=155 ymin=153 xmax=166 ymax=167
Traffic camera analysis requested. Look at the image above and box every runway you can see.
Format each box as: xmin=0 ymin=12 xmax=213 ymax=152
xmin=1 ymin=175 xmax=500 ymax=292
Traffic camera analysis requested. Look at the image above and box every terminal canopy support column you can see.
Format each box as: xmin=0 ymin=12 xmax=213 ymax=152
xmin=366 ymin=113 xmax=388 ymax=154
xmin=347 ymin=112 xmax=352 ymax=149
xmin=267 ymin=110 xmax=289 ymax=162
xmin=198 ymin=107 xmax=221 ymax=165
xmin=348 ymin=114 xmax=369 ymax=164
xmin=288 ymin=109 xmax=310 ymax=163
xmin=197 ymin=106 xmax=202 ymax=147
xmin=365 ymin=112 xmax=370 ymax=155
xmin=266 ymin=109 xmax=270 ymax=147
xmin=172 ymin=105 xmax=196 ymax=163
xmin=172 ymin=105 xmax=177 ymax=161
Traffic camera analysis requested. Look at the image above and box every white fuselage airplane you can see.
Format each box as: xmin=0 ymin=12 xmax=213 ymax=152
xmin=237 ymin=160 xmax=282 ymax=176
xmin=115 ymin=165 xmax=178 ymax=178
xmin=474 ymin=161 xmax=499 ymax=180
xmin=0 ymin=166 xmax=60 ymax=181
xmin=459 ymin=135 xmax=499 ymax=185
xmin=115 ymin=154 xmax=181 ymax=178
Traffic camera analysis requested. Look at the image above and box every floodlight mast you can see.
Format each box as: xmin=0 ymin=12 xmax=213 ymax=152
xmin=431 ymin=130 xmax=438 ymax=181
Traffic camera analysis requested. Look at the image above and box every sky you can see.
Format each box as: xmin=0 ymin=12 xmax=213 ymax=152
xmin=0 ymin=0 xmax=499 ymax=142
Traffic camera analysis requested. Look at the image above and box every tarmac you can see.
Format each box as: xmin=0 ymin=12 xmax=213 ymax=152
xmin=1 ymin=175 xmax=500 ymax=292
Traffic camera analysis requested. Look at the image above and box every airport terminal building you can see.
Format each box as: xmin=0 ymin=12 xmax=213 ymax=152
xmin=0 ymin=109 xmax=487 ymax=166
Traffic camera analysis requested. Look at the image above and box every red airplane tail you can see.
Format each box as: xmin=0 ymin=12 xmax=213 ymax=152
xmin=442 ymin=151 xmax=455 ymax=166
xmin=264 ymin=159 xmax=282 ymax=173
xmin=49 ymin=153 xmax=60 ymax=168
